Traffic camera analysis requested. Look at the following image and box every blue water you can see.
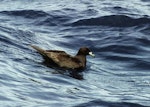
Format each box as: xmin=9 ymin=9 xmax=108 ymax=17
xmin=0 ymin=0 xmax=150 ymax=107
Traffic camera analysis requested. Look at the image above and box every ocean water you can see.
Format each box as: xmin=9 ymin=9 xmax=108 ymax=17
xmin=0 ymin=0 xmax=150 ymax=107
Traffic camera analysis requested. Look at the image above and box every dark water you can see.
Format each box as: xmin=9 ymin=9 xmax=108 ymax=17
xmin=0 ymin=0 xmax=150 ymax=107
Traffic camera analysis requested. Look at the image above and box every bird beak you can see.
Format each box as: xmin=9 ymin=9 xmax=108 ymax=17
xmin=89 ymin=52 xmax=95 ymax=57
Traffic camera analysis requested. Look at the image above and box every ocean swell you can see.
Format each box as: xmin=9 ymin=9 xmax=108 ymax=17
xmin=0 ymin=10 xmax=49 ymax=19
xmin=74 ymin=100 xmax=149 ymax=107
xmin=72 ymin=15 xmax=150 ymax=27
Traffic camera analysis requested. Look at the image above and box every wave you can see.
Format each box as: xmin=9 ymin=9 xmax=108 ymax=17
xmin=74 ymin=100 xmax=148 ymax=107
xmin=0 ymin=9 xmax=72 ymax=26
xmin=35 ymin=15 xmax=71 ymax=26
xmin=72 ymin=15 xmax=150 ymax=27
xmin=0 ymin=10 xmax=49 ymax=19
xmin=141 ymin=0 xmax=150 ymax=2
xmin=0 ymin=25 xmax=34 ymax=53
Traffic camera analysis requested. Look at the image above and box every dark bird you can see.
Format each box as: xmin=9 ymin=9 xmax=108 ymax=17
xmin=30 ymin=45 xmax=95 ymax=71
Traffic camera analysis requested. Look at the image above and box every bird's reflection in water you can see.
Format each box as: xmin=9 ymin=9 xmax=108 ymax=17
xmin=42 ymin=61 xmax=84 ymax=80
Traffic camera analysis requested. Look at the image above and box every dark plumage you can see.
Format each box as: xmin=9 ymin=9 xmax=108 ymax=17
xmin=30 ymin=45 xmax=95 ymax=70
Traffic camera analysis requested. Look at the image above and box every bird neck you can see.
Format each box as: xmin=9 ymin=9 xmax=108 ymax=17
xmin=76 ymin=55 xmax=86 ymax=67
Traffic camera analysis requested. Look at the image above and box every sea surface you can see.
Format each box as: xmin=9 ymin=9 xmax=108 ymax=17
xmin=0 ymin=0 xmax=150 ymax=107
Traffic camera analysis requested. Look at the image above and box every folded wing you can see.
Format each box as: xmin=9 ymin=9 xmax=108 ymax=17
xmin=45 ymin=51 xmax=83 ymax=69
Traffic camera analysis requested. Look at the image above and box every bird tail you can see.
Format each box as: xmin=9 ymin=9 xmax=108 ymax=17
xmin=30 ymin=45 xmax=46 ymax=56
